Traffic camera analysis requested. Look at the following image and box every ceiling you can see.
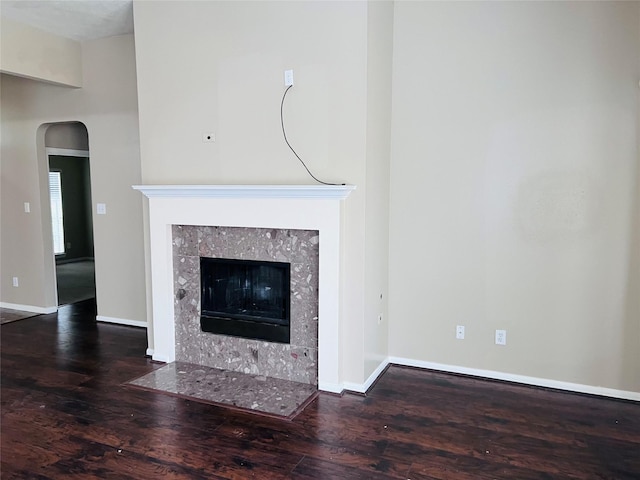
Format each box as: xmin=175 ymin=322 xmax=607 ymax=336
xmin=1 ymin=0 xmax=134 ymax=41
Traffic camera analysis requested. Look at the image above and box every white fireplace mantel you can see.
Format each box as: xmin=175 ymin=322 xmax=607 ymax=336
xmin=134 ymin=184 xmax=355 ymax=393
xmin=133 ymin=184 xmax=355 ymax=199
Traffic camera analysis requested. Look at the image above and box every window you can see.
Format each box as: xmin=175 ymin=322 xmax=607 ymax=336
xmin=49 ymin=171 xmax=65 ymax=255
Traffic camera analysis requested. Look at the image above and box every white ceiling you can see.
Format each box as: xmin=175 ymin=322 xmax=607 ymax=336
xmin=1 ymin=0 xmax=134 ymax=41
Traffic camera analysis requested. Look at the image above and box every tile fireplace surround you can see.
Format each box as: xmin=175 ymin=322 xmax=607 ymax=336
xmin=134 ymin=185 xmax=355 ymax=393
xmin=172 ymin=224 xmax=319 ymax=385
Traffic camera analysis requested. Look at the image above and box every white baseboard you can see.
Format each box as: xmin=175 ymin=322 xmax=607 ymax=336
xmin=0 ymin=302 xmax=57 ymax=314
xmin=150 ymin=353 xmax=171 ymax=363
xmin=342 ymin=358 xmax=391 ymax=394
xmin=389 ymin=356 xmax=640 ymax=402
xmin=318 ymin=381 xmax=344 ymax=394
xmin=96 ymin=315 xmax=147 ymax=329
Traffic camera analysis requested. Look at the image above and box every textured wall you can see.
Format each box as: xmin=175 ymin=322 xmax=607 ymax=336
xmin=389 ymin=1 xmax=639 ymax=393
xmin=0 ymin=17 xmax=82 ymax=87
xmin=0 ymin=34 xmax=145 ymax=323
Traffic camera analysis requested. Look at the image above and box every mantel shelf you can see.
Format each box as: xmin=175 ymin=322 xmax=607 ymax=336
xmin=132 ymin=184 xmax=356 ymax=199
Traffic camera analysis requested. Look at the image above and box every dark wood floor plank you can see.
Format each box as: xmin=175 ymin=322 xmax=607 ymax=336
xmin=290 ymin=455 xmax=403 ymax=480
xmin=2 ymin=300 xmax=638 ymax=479
xmin=214 ymin=412 xmax=412 ymax=479
xmin=2 ymin=373 xmax=303 ymax=478
xmin=371 ymin=367 xmax=640 ymax=444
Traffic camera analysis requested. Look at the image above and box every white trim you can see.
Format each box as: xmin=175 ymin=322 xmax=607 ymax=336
xmin=46 ymin=147 xmax=90 ymax=157
xmin=0 ymin=302 xmax=57 ymax=314
xmin=96 ymin=315 xmax=147 ymax=329
xmin=389 ymin=356 xmax=640 ymax=402
xmin=145 ymin=348 xmax=154 ymax=357
xmin=343 ymin=359 xmax=391 ymax=394
xmin=133 ymin=184 xmax=356 ymax=199
xmin=149 ymin=353 xmax=172 ymax=363
xmin=318 ymin=381 xmax=345 ymax=395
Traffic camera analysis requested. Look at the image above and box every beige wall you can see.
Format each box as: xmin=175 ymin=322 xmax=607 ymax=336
xmin=3 ymin=0 xmax=628 ymax=394
xmin=363 ymin=1 xmax=393 ymax=378
xmin=45 ymin=122 xmax=89 ymax=150
xmin=0 ymin=17 xmax=82 ymax=87
xmin=134 ymin=0 xmax=391 ymax=384
xmin=0 ymin=34 xmax=146 ymax=324
xmin=389 ymin=1 xmax=639 ymax=392
xmin=134 ymin=0 xmax=367 ymax=185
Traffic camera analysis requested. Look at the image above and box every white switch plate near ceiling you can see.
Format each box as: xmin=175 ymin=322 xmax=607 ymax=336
xmin=97 ymin=203 xmax=106 ymax=215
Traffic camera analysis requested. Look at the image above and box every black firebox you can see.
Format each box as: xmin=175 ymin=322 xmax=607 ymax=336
xmin=200 ymin=257 xmax=291 ymax=343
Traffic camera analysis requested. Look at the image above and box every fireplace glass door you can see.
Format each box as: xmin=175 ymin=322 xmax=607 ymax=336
xmin=200 ymin=257 xmax=291 ymax=343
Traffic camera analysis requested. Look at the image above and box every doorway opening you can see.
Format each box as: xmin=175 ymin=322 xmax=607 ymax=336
xmin=45 ymin=123 xmax=96 ymax=306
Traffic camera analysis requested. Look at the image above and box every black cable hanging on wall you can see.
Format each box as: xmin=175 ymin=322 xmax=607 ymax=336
xmin=280 ymin=85 xmax=344 ymax=186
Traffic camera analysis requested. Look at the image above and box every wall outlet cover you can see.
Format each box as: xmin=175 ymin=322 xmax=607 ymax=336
xmin=284 ymin=69 xmax=294 ymax=86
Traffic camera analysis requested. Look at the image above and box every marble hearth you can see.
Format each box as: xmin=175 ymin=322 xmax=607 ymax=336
xmin=134 ymin=185 xmax=355 ymax=393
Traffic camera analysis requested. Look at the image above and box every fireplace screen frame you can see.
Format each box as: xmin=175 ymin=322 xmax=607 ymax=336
xmin=200 ymin=256 xmax=291 ymax=344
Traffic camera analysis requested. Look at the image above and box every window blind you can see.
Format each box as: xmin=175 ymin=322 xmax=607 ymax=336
xmin=49 ymin=171 xmax=65 ymax=255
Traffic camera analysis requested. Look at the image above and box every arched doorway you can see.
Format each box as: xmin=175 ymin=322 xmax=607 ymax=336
xmin=43 ymin=122 xmax=96 ymax=306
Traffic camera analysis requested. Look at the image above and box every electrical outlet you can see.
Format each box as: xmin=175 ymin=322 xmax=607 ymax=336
xmin=24 ymin=202 xmax=30 ymax=213
xmin=456 ymin=325 xmax=465 ymax=340
xmin=284 ymin=69 xmax=294 ymax=86
xmin=495 ymin=329 xmax=507 ymax=345
xmin=202 ymin=132 xmax=215 ymax=143
xmin=12 ymin=277 xmax=19 ymax=287
xmin=97 ymin=203 xmax=106 ymax=215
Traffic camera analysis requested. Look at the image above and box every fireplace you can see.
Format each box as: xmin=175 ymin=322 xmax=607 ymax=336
xmin=133 ymin=184 xmax=355 ymax=393
xmin=200 ymin=257 xmax=291 ymax=343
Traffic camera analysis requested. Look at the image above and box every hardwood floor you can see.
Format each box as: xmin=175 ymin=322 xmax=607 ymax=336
xmin=2 ymin=300 xmax=639 ymax=479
